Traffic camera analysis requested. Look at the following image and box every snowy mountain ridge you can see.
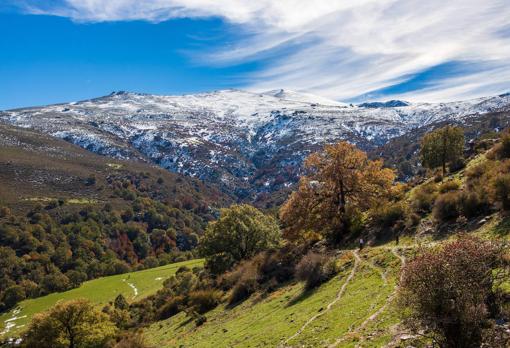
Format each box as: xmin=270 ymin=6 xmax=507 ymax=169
xmin=1 ymin=89 xmax=509 ymax=198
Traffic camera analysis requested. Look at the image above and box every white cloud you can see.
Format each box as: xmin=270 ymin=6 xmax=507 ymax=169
xmin=20 ymin=0 xmax=510 ymax=101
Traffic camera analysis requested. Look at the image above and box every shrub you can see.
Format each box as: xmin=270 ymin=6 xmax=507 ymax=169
xmin=195 ymin=314 xmax=207 ymax=327
xmin=457 ymin=191 xmax=488 ymax=218
xmin=157 ymin=296 xmax=184 ymax=320
xmin=398 ymin=236 xmax=507 ymax=348
xmin=412 ymin=183 xmax=438 ymax=213
xmin=188 ymin=289 xmax=222 ymax=314
xmin=371 ymin=202 xmax=406 ymax=229
xmin=439 ymin=180 xmax=460 ymax=193
xmin=295 ymin=252 xmax=336 ymax=290
xmin=488 ymin=131 xmax=510 ymax=160
xmin=491 ymin=174 xmax=510 ymax=210
xmin=229 ymin=262 xmax=259 ymax=305
xmin=433 ymin=192 xmax=460 ymax=222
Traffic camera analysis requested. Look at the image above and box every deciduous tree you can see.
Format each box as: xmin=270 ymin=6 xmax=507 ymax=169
xmin=22 ymin=299 xmax=116 ymax=348
xmin=199 ymin=204 xmax=280 ymax=274
xmin=280 ymin=141 xmax=395 ymax=242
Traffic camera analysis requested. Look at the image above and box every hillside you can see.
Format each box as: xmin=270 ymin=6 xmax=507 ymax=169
xmin=1 ymin=90 xmax=509 ymax=199
xmin=0 ymin=258 xmax=203 ymax=338
xmin=0 ymin=123 xmax=230 ymax=322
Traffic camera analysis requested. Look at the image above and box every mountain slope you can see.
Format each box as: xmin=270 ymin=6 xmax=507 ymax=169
xmin=1 ymin=90 xmax=509 ymax=199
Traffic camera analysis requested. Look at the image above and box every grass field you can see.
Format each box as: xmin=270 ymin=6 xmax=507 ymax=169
xmin=145 ymin=247 xmax=404 ymax=348
xmin=0 ymin=259 xmax=204 ymax=338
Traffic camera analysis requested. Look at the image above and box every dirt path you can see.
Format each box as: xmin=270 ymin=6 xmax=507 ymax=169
xmin=280 ymin=250 xmax=361 ymax=347
xmin=329 ymin=248 xmax=407 ymax=348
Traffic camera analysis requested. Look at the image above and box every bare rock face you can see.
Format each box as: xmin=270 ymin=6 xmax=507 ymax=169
xmin=1 ymin=89 xmax=509 ymax=199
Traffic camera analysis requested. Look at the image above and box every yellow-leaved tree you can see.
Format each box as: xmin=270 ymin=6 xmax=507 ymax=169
xmin=280 ymin=141 xmax=395 ymax=243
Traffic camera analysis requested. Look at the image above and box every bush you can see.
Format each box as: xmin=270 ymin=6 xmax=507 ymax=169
xmin=412 ymin=183 xmax=438 ymax=213
xmin=229 ymin=262 xmax=259 ymax=305
xmin=439 ymin=180 xmax=460 ymax=193
xmin=188 ymin=289 xmax=222 ymax=314
xmin=157 ymin=296 xmax=184 ymax=320
xmin=371 ymin=202 xmax=406 ymax=229
xmin=195 ymin=314 xmax=207 ymax=327
xmin=1 ymin=285 xmax=26 ymax=310
xmin=491 ymin=174 xmax=510 ymax=210
xmin=295 ymin=252 xmax=336 ymax=290
xmin=399 ymin=236 xmax=507 ymax=348
xmin=433 ymin=192 xmax=460 ymax=222
xmin=457 ymin=191 xmax=488 ymax=218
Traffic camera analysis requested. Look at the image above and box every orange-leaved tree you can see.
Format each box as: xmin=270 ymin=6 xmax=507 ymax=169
xmin=280 ymin=141 xmax=395 ymax=243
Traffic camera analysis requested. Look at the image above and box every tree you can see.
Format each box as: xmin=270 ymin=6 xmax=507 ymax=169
xmin=398 ymin=236 xmax=508 ymax=348
xmin=199 ymin=204 xmax=280 ymax=274
xmin=280 ymin=141 xmax=395 ymax=242
xmin=22 ymin=299 xmax=116 ymax=348
xmin=420 ymin=125 xmax=464 ymax=176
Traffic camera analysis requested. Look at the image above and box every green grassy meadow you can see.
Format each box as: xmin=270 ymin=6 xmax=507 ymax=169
xmin=0 ymin=259 xmax=203 ymax=338
xmin=145 ymin=248 xmax=404 ymax=348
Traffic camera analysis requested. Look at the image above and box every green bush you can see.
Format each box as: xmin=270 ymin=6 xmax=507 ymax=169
xmin=433 ymin=192 xmax=460 ymax=222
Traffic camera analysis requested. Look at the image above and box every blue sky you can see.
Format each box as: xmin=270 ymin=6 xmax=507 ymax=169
xmin=1 ymin=0 xmax=510 ymax=109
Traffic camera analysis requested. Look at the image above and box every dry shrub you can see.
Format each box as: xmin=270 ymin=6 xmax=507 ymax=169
xmin=188 ymin=289 xmax=222 ymax=314
xmin=295 ymin=252 xmax=337 ymax=290
xmin=228 ymin=261 xmax=260 ymax=305
xmin=439 ymin=180 xmax=460 ymax=193
xmin=157 ymin=295 xmax=184 ymax=320
xmin=399 ymin=236 xmax=507 ymax=348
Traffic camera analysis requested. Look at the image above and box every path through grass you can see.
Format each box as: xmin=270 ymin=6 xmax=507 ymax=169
xmin=0 ymin=259 xmax=203 ymax=338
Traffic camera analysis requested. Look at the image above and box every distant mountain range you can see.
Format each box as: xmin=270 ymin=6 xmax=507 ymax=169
xmin=1 ymin=89 xmax=509 ymax=199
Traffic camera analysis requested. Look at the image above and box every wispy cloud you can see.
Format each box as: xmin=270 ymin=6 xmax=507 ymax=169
xmin=14 ymin=0 xmax=510 ymax=101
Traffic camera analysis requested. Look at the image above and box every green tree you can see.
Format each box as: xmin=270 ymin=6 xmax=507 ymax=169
xmin=199 ymin=204 xmax=280 ymax=274
xmin=114 ymin=294 xmax=129 ymax=310
xmin=421 ymin=125 xmax=464 ymax=176
xmin=22 ymin=299 xmax=116 ymax=348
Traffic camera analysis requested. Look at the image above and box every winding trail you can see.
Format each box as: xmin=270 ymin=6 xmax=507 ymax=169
xmin=329 ymin=247 xmax=407 ymax=348
xmin=280 ymin=250 xmax=361 ymax=347
xmin=122 ymin=279 xmax=139 ymax=299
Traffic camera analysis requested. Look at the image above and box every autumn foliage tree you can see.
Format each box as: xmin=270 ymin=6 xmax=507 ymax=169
xmin=421 ymin=125 xmax=464 ymax=176
xmin=280 ymin=141 xmax=395 ymax=243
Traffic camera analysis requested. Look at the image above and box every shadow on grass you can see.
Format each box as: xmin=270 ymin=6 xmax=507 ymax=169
xmin=286 ymin=287 xmax=318 ymax=307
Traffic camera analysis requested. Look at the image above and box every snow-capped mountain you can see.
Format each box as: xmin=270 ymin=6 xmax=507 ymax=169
xmin=1 ymin=89 xmax=509 ymax=198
